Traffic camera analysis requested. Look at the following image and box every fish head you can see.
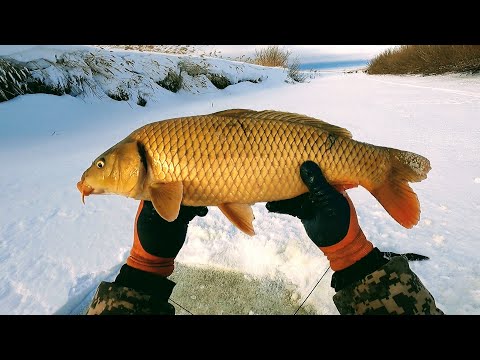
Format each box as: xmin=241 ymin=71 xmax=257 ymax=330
xmin=77 ymin=140 xmax=147 ymax=203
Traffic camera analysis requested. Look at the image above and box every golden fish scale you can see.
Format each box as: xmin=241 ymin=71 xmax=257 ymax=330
xmin=130 ymin=115 xmax=390 ymax=206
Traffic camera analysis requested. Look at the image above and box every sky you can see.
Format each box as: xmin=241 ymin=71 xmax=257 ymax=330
xmin=212 ymin=45 xmax=395 ymax=64
xmin=1 ymin=46 xmax=478 ymax=315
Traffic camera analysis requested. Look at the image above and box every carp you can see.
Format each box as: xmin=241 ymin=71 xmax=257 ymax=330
xmin=77 ymin=109 xmax=431 ymax=235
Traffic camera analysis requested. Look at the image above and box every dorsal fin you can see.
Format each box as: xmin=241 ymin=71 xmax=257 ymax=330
xmin=210 ymin=109 xmax=352 ymax=139
xmin=211 ymin=109 xmax=256 ymax=117
xmin=253 ymin=110 xmax=353 ymax=139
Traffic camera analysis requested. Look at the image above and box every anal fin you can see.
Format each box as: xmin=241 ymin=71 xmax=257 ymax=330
xmin=218 ymin=203 xmax=255 ymax=236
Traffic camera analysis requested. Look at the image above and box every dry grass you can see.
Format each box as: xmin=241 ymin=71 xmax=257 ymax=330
xmin=287 ymin=56 xmax=306 ymax=83
xmin=178 ymin=60 xmax=208 ymax=77
xmin=367 ymin=45 xmax=480 ymax=75
xmin=206 ymin=73 xmax=231 ymax=89
xmin=0 ymin=59 xmax=71 ymax=102
xmin=0 ymin=59 xmax=29 ymax=102
xmin=253 ymin=46 xmax=291 ymax=67
xmin=252 ymin=46 xmax=306 ymax=82
xmin=99 ymin=45 xmax=225 ymax=58
xmin=100 ymin=45 xmax=198 ymax=55
xmin=156 ymin=70 xmax=183 ymax=93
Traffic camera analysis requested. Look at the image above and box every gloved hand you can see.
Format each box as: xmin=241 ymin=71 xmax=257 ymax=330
xmin=112 ymin=200 xmax=208 ymax=314
xmin=125 ymin=200 xmax=208 ymax=277
xmin=266 ymin=161 xmax=387 ymax=291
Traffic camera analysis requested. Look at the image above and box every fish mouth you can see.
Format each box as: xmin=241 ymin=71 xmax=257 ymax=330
xmin=77 ymin=181 xmax=94 ymax=204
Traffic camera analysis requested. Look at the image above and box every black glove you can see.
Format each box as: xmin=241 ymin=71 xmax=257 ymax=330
xmin=135 ymin=201 xmax=208 ymax=258
xmin=266 ymin=160 xmax=350 ymax=247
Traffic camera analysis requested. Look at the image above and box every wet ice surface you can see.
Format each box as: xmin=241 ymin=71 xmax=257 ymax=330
xmin=1 ymin=49 xmax=480 ymax=314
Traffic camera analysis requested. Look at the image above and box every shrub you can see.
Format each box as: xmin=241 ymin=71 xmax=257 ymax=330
xmin=178 ymin=61 xmax=208 ymax=77
xmin=207 ymin=73 xmax=231 ymax=89
xmin=137 ymin=95 xmax=147 ymax=106
xmin=0 ymin=59 xmax=29 ymax=102
xmin=253 ymin=46 xmax=290 ymax=68
xmin=107 ymin=87 xmax=129 ymax=101
xmin=287 ymin=56 xmax=307 ymax=83
xmin=157 ymin=70 xmax=182 ymax=93
xmin=0 ymin=59 xmax=72 ymax=102
xmin=102 ymin=45 xmax=198 ymax=55
xmin=252 ymin=46 xmax=306 ymax=82
xmin=366 ymin=45 xmax=480 ymax=75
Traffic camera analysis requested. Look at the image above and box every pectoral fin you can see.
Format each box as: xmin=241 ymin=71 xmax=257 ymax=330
xmin=149 ymin=181 xmax=183 ymax=222
xmin=218 ymin=203 xmax=255 ymax=236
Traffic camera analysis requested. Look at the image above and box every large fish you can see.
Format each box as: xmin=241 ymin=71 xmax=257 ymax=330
xmin=77 ymin=109 xmax=431 ymax=235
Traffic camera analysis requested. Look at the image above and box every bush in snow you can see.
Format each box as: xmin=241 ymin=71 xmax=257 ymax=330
xmin=157 ymin=70 xmax=183 ymax=93
xmin=206 ymin=73 xmax=231 ymax=89
xmin=137 ymin=95 xmax=147 ymax=107
xmin=101 ymin=45 xmax=198 ymax=55
xmin=367 ymin=45 xmax=480 ymax=75
xmin=253 ymin=46 xmax=291 ymax=68
xmin=107 ymin=87 xmax=130 ymax=101
xmin=252 ymin=46 xmax=306 ymax=83
xmin=0 ymin=58 xmax=73 ymax=102
xmin=179 ymin=61 xmax=209 ymax=77
xmin=0 ymin=59 xmax=29 ymax=102
xmin=287 ymin=56 xmax=307 ymax=83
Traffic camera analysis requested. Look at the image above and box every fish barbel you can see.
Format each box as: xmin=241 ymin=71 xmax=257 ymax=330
xmin=77 ymin=109 xmax=431 ymax=235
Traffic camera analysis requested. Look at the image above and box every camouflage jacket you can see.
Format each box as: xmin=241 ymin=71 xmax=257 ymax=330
xmin=333 ymin=255 xmax=444 ymax=315
xmin=87 ymin=256 xmax=444 ymax=315
xmin=86 ymin=281 xmax=175 ymax=315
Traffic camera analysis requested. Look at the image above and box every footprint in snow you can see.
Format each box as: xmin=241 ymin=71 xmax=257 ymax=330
xmin=432 ymin=234 xmax=445 ymax=245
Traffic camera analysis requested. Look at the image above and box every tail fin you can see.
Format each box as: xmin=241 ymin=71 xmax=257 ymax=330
xmin=370 ymin=149 xmax=431 ymax=228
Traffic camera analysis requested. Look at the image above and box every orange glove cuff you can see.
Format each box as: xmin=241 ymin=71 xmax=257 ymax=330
xmin=319 ymin=194 xmax=373 ymax=271
xmin=126 ymin=200 xmax=176 ymax=277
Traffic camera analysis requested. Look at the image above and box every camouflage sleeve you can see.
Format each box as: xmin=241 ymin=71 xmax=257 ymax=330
xmin=333 ymin=256 xmax=444 ymax=315
xmin=86 ymin=281 xmax=175 ymax=315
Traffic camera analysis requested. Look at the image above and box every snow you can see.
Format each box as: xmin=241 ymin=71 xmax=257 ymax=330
xmin=1 ymin=46 xmax=480 ymax=315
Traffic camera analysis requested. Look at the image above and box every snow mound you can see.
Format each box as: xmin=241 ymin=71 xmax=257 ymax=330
xmin=0 ymin=46 xmax=291 ymax=105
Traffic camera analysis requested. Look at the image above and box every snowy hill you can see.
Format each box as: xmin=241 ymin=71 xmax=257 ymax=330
xmin=1 ymin=45 xmax=291 ymax=106
xmin=1 ymin=46 xmax=480 ymax=315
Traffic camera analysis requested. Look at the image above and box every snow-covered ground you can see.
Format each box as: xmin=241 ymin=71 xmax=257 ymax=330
xmin=1 ymin=47 xmax=479 ymax=315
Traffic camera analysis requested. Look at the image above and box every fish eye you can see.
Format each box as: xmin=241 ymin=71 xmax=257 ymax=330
xmin=96 ymin=158 xmax=105 ymax=169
